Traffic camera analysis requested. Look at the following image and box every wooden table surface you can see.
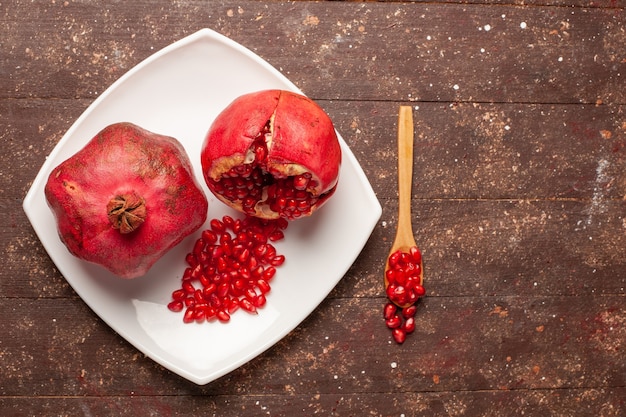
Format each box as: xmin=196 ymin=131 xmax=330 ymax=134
xmin=2 ymin=0 xmax=625 ymax=416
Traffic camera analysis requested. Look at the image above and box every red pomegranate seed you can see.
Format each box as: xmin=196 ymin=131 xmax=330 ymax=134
xmin=263 ymin=266 xmax=276 ymax=281
xmin=402 ymin=305 xmax=417 ymax=319
xmin=185 ymin=254 xmax=197 ymax=268
xmin=210 ymin=218 xmax=225 ymax=233
xmin=255 ymin=294 xmax=267 ymax=308
xmin=194 ymin=308 xmax=206 ymax=322
xmin=409 ymin=245 xmax=422 ymax=264
xmin=384 ymin=302 xmax=397 ymax=320
xmin=167 ymin=300 xmax=184 ymax=312
xmin=270 ymin=255 xmax=285 ymax=266
xmin=268 ymin=230 xmax=284 ymax=242
xmin=392 ymin=328 xmax=406 ymax=344
xmin=227 ymin=299 xmax=240 ymax=314
xmin=386 ymin=315 xmax=402 ymax=329
xmin=171 ymin=289 xmax=186 ymax=301
xmin=414 ymin=285 xmax=426 ymax=297
xmin=216 ymin=309 xmax=231 ymax=323
xmin=201 ymin=229 xmax=217 ymax=244
xmin=257 ymin=279 xmax=271 ymax=294
xmin=183 ymin=308 xmax=195 ymax=323
xmin=182 ymin=281 xmax=195 ymax=294
xmin=240 ymin=298 xmax=257 ymax=314
xmin=403 ymin=317 xmax=416 ymax=334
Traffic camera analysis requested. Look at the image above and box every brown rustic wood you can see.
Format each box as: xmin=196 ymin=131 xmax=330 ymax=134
xmin=1 ymin=0 xmax=624 ymax=416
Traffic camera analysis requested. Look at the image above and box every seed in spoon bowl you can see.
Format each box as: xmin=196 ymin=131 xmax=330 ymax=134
xmin=385 ymin=246 xmax=425 ymax=307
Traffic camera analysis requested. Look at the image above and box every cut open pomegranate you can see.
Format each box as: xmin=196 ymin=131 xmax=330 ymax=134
xmin=201 ymin=90 xmax=341 ymax=220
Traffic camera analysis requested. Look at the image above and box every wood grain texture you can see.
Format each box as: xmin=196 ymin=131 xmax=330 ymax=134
xmin=1 ymin=0 xmax=624 ymax=416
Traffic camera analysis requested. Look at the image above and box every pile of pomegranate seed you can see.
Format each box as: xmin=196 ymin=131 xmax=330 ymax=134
xmin=168 ymin=215 xmax=288 ymax=323
xmin=384 ymin=245 xmax=424 ymax=344
xmin=385 ymin=246 xmax=424 ymax=307
xmin=384 ymin=302 xmax=417 ymax=344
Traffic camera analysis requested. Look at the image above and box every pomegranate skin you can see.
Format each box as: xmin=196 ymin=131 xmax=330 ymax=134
xmin=45 ymin=122 xmax=208 ymax=279
xmin=201 ymin=89 xmax=341 ymax=220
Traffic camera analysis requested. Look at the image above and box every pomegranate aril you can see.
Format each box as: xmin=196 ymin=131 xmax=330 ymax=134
xmin=240 ymin=298 xmax=257 ymax=314
xmin=236 ymin=248 xmax=251 ymax=263
xmin=392 ymin=328 xmax=407 ymax=344
xmin=183 ymin=308 xmax=195 ymax=323
xmin=244 ymin=287 xmax=257 ymax=300
xmin=384 ymin=302 xmax=397 ymax=320
xmin=402 ymin=305 xmax=417 ymax=318
xmin=255 ymin=294 xmax=267 ymax=308
xmin=253 ymin=141 xmax=268 ymax=163
xmin=388 ymin=251 xmax=401 ymax=268
xmin=264 ymin=245 xmax=277 ymax=261
xmin=227 ymin=299 xmax=240 ymax=314
xmin=386 ymin=315 xmax=402 ymax=329
xmin=217 ymin=282 xmax=230 ymax=298
xmin=270 ymin=255 xmax=285 ymax=266
xmin=268 ymin=230 xmax=284 ymax=242
xmin=201 ymin=229 xmax=218 ymax=244
xmin=257 ymin=279 xmax=271 ymax=294
xmin=185 ymin=254 xmax=198 ymax=268
xmin=409 ymin=245 xmax=422 ymax=264
xmin=222 ymin=215 xmax=235 ymax=229
xmin=403 ymin=317 xmax=416 ymax=334
xmin=182 ymin=281 xmax=195 ymax=294
xmin=210 ymin=218 xmax=225 ymax=233
xmin=293 ymin=173 xmax=310 ymax=190
xmin=203 ymin=283 xmax=217 ymax=297
xmin=263 ymin=266 xmax=276 ymax=281
xmin=193 ymin=238 xmax=205 ymax=255
xmin=168 ymin=300 xmax=184 ymax=312
xmin=172 ymin=289 xmax=186 ymax=301
xmin=216 ymin=309 xmax=231 ymax=323
xmin=414 ymin=285 xmax=426 ymax=297
xmin=194 ymin=308 xmax=206 ymax=322
xmin=254 ymin=244 xmax=268 ymax=258
xmin=251 ymin=265 xmax=264 ymax=278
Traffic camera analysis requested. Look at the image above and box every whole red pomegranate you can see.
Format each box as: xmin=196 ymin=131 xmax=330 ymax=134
xmin=201 ymin=90 xmax=341 ymax=220
xmin=45 ymin=122 xmax=208 ymax=279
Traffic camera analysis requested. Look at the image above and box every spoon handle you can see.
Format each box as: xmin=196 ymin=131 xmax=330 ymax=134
xmin=395 ymin=106 xmax=415 ymax=245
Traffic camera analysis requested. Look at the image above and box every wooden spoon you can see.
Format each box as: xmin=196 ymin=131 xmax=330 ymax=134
xmin=384 ymin=106 xmax=424 ymax=308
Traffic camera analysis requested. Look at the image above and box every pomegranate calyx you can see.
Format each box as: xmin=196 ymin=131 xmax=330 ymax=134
xmin=107 ymin=192 xmax=146 ymax=234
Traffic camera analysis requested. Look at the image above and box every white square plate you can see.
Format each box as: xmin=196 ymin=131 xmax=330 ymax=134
xmin=23 ymin=28 xmax=381 ymax=385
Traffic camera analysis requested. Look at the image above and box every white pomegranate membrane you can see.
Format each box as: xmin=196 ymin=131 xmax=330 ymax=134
xmin=168 ymin=215 xmax=287 ymax=323
xmin=385 ymin=246 xmax=425 ymax=344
